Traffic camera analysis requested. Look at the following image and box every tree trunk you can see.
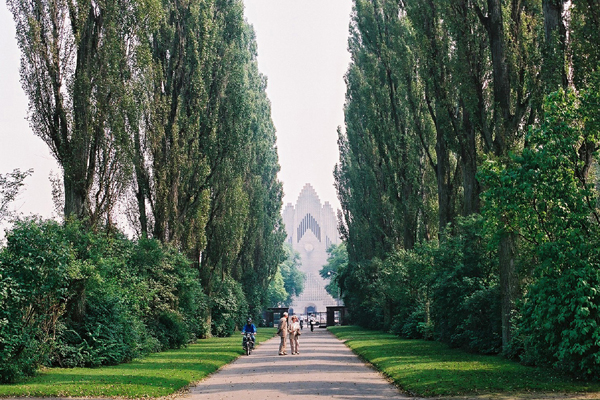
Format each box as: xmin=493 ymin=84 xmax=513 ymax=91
xmin=488 ymin=0 xmax=512 ymax=155
xmin=63 ymin=173 xmax=87 ymax=219
xmin=402 ymin=186 xmax=417 ymax=250
xmin=420 ymin=0 xmax=456 ymax=233
xmin=436 ymin=130 xmax=453 ymax=231
xmin=383 ymin=298 xmax=392 ymax=330
xmin=461 ymin=109 xmax=480 ymax=216
xmin=498 ymin=231 xmax=518 ymax=349
xmin=65 ymin=4 xmax=103 ymax=221
xmin=542 ymin=0 xmax=570 ymax=90
xmin=133 ymin=130 xmax=149 ymax=237
xmin=485 ymin=0 xmax=519 ymax=350
xmin=203 ymin=312 xmax=212 ymax=339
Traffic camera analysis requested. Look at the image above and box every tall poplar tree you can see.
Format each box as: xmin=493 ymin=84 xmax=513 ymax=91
xmin=10 ymin=0 xmax=286 ymax=334
xmin=7 ymin=0 xmax=140 ymax=224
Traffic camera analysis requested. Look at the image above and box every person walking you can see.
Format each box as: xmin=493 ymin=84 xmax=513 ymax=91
xmin=277 ymin=312 xmax=288 ymax=355
xmin=289 ymin=315 xmax=301 ymax=355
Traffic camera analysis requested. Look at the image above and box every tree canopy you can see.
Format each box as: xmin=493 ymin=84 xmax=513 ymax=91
xmin=268 ymin=244 xmax=305 ymax=307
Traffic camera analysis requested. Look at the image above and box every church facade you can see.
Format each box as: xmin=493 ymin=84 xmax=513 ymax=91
xmin=282 ymin=183 xmax=341 ymax=315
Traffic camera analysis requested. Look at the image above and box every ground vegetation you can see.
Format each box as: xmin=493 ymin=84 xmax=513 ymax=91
xmin=330 ymin=326 xmax=600 ymax=398
xmin=0 ymin=328 xmax=275 ymax=397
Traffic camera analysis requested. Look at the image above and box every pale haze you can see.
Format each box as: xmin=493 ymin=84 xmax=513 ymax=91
xmin=0 ymin=0 xmax=352 ymax=226
xmin=243 ymin=0 xmax=352 ymax=210
xmin=0 ymin=1 xmax=58 ymax=220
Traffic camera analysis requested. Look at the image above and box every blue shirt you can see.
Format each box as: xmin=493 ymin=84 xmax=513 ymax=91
xmin=242 ymin=323 xmax=256 ymax=334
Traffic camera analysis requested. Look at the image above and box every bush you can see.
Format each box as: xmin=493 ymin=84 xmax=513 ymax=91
xmin=0 ymin=218 xmax=76 ymax=381
xmin=340 ymin=245 xmax=434 ymax=335
xmin=517 ymin=240 xmax=600 ymax=378
xmin=151 ymin=310 xmax=189 ymax=349
xmin=0 ymin=219 xmax=210 ymax=380
xmin=393 ymin=309 xmax=434 ymax=340
xmin=431 ymin=215 xmax=502 ymax=354
xmin=127 ymin=238 xmax=207 ymax=348
xmin=51 ymin=287 xmax=151 ymax=368
xmin=211 ymin=277 xmax=248 ymax=337
xmin=481 ymin=88 xmax=600 ymax=378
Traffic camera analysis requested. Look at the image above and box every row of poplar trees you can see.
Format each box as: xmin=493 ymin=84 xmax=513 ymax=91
xmin=7 ymin=0 xmax=285 ymax=327
xmin=336 ymin=0 xmax=600 ymax=378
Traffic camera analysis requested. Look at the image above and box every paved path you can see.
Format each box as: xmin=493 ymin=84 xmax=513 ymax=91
xmin=184 ymin=328 xmax=417 ymax=400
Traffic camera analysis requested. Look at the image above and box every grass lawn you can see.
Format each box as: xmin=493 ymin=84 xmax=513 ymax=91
xmin=329 ymin=326 xmax=600 ymax=398
xmin=0 ymin=328 xmax=276 ymax=398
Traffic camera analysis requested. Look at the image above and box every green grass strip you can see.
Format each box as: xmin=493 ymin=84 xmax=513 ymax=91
xmin=329 ymin=326 xmax=600 ymax=397
xmin=0 ymin=328 xmax=276 ymax=398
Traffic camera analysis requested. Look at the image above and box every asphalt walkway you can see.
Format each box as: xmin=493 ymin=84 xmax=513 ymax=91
xmin=184 ymin=327 xmax=417 ymax=400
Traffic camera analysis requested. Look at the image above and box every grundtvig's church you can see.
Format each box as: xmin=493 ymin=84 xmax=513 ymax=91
xmin=282 ymin=183 xmax=341 ymax=315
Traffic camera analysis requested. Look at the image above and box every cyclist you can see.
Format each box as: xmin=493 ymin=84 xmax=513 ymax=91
xmin=242 ymin=318 xmax=257 ymax=347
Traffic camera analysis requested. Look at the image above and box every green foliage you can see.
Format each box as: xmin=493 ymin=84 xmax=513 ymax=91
xmin=431 ymin=215 xmax=502 ymax=354
xmin=279 ymin=244 xmax=304 ymax=302
xmin=267 ymin=271 xmax=288 ymax=308
xmin=6 ymin=0 xmax=284 ymax=378
xmin=211 ymin=277 xmax=249 ymax=337
xmin=125 ymin=238 xmax=208 ymax=348
xmin=7 ymin=0 xmax=140 ymax=222
xmin=0 ymin=218 xmax=77 ymax=382
xmin=0 ymin=219 xmax=209 ymax=381
xmin=151 ymin=310 xmax=188 ymax=351
xmin=482 ymin=87 xmax=600 ymax=378
xmin=336 ymin=259 xmax=383 ymax=329
xmin=319 ymin=243 xmax=348 ymax=298
xmin=8 ymin=0 xmax=283 ymax=351
xmin=266 ymin=244 xmax=304 ymax=307
xmin=337 ymin=0 xmax=600 ymax=381
xmin=392 ymin=308 xmax=432 ymax=340
xmin=338 ymin=245 xmax=433 ymax=333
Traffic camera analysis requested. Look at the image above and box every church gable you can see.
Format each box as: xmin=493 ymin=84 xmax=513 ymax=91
xmin=282 ymin=183 xmax=342 ymax=314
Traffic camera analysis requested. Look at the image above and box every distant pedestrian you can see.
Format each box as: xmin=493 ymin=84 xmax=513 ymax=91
xmin=277 ymin=312 xmax=288 ymax=355
xmin=299 ymin=318 xmax=304 ymax=330
xmin=310 ymin=316 xmax=315 ymax=332
xmin=289 ymin=315 xmax=301 ymax=355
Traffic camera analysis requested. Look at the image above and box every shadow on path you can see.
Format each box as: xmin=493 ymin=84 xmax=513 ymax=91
xmin=185 ymin=328 xmax=419 ymax=399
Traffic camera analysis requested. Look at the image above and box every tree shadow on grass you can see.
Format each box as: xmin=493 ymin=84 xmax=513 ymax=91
xmin=337 ymin=334 xmax=600 ymax=397
xmin=0 ymin=340 xmax=249 ymax=398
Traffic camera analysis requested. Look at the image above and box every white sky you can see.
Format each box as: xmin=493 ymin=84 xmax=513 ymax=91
xmin=0 ymin=1 xmax=58 ymax=221
xmin=0 ymin=0 xmax=351 ymax=227
xmin=243 ymin=0 xmax=352 ymax=209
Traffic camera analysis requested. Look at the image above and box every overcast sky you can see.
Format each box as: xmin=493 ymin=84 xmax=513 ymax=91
xmin=0 ymin=1 xmax=58 ymax=220
xmin=0 ymin=0 xmax=352 ymax=226
xmin=243 ymin=0 xmax=352 ymax=209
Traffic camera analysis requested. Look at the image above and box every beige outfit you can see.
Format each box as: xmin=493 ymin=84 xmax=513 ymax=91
xmin=277 ymin=316 xmax=288 ymax=355
xmin=289 ymin=321 xmax=300 ymax=354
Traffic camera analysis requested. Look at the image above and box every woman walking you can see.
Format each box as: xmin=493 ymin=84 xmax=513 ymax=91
xmin=288 ymin=315 xmax=301 ymax=355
